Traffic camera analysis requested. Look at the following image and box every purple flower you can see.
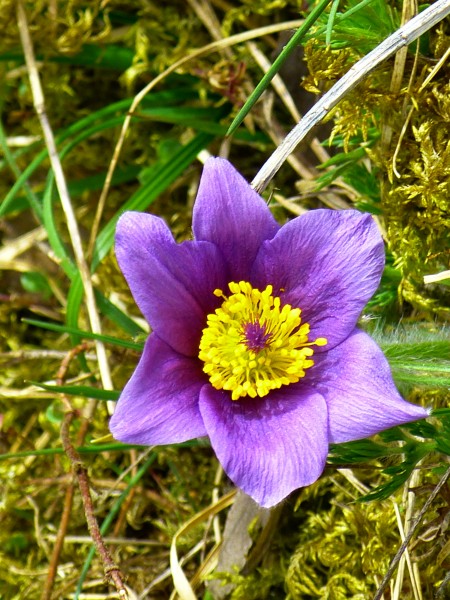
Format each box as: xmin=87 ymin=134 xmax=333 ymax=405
xmin=110 ymin=157 xmax=429 ymax=507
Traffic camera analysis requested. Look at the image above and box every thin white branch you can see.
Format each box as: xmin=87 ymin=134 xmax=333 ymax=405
xmin=16 ymin=1 xmax=114 ymax=402
xmin=424 ymin=270 xmax=450 ymax=284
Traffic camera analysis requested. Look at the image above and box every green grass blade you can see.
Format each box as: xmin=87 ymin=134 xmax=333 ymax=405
xmin=0 ymin=87 xmax=200 ymax=218
xmin=22 ymin=318 xmax=143 ymax=350
xmin=0 ymin=44 xmax=135 ymax=70
xmin=326 ymin=0 xmax=341 ymax=45
xmin=95 ymin=291 xmax=147 ymax=337
xmin=0 ymin=118 xmax=42 ymax=218
xmin=66 ymin=275 xmax=85 ymax=345
xmin=0 ymin=146 xmax=47 ymax=217
xmin=42 ymin=177 xmax=78 ymax=280
xmin=0 ymin=443 xmax=145 ymax=461
xmin=65 ymin=273 xmax=147 ymax=340
xmin=29 ymin=381 xmax=120 ymax=401
xmin=91 ymin=130 xmax=214 ymax=270
xmin=226 ymin=0 xmax=333 ymax=136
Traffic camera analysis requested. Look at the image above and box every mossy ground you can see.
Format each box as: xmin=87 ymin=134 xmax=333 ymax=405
xmin=0 ymin=1 xmax=449 ymax=599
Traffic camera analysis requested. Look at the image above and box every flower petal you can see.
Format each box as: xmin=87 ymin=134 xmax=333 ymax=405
xmin=252 ymin=209 xmax=385 ymax=350
xmin=115 ymin=211 xmax=228 ymax=356
xmin=199 ymin=385 xmax=328 ymax=507
xmin=110 ymin=334 xmax=207 ymax=445
xmin=193 ymin=157 xmax=279 ymax=280
xmin=309 ymin=329 xmax=430 ymax=443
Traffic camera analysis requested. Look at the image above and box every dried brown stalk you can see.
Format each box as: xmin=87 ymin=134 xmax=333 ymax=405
xmin=41 ymin=343 xmax=127 ymax=599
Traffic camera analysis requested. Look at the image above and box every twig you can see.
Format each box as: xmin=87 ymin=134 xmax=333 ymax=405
xmin=43 ymin=344 xmax=128 ymax=597
xmin=252 ymin=0 xmax=450 ymax=192
xmin=373 ymin=465 xmax=450 ymax=600
xmin=61 ymin=412 xmax=128 ymax=598
xmin=41 ymin=343 xmax=94 ymax=600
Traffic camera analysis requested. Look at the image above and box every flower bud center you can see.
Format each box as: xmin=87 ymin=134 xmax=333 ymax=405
xmin=198 ymin=281 xmax=327 ymax=400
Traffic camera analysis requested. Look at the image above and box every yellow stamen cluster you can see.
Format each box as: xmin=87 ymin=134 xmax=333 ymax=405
xmin=199 ymin=281 xmax=327 ymax=400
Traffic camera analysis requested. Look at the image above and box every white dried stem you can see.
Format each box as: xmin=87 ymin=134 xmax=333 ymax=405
xmin=16 ymin=1 xmax=114 ymax=405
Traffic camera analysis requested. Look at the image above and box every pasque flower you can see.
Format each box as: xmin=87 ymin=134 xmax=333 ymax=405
xmin=110 ymin=158 xmax=428 ymax=507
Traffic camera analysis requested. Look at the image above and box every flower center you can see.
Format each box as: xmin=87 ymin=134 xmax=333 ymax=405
xmin=198 ymin=281 xmax=327 ymax=400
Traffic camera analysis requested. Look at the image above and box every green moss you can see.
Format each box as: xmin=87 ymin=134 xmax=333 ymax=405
xmin=303 ymin=11 xmax=450 ymax=316
xmin=286 ymin=492 xmax=394 ymax=598
xmin=1 ymin=1 xmax=450 ymax=598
